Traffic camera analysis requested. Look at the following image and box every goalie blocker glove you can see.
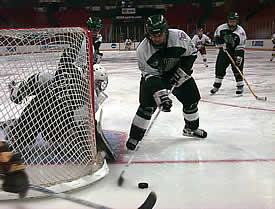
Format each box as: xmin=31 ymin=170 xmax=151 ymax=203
xmin=0 ymin=141 xmax=29 ymax=198
xmin=153 ymin=89 xmax=172 ymax=112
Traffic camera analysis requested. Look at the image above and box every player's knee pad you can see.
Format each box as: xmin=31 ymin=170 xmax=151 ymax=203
xmin=130 ymin=106 xmax=156 ymax=141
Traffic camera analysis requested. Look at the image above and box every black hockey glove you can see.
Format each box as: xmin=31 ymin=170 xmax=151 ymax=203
xmin=214 ymin=36 xmax=224 ymax=45
xmin=170 ymin=67 xmax=191 ymax=87
xmin=3 ymin=170 xmax=29 ymax=198
xmin=0 ymin=142 xmax=29 ymax=198
xmin=234 ymin=50 xmax=244 ymax=67
xmin=235 ymin=56 xmax=242 ymax=66
xmin=153 ymin=89 xmax=172 ymax=112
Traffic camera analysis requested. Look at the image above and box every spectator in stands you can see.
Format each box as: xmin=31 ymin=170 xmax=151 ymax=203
xmin=270 ymin=32 xmax=275 ymax=62
xmin=210 ymin=12 xmax=247 ymax=95
xmin=86 ymin=17 xmax=103 ymax=64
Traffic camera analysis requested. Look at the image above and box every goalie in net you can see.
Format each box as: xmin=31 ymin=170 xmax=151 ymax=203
xmin=1 ymin=29 xmax=116 ymax=199
xmin=6 ymin=30 xmax=115 ymax=164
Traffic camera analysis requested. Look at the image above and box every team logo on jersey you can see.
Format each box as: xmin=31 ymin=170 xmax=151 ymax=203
xmin=240 ymin=32 xmax=245 ymax=36
xmin=178 ymin=31 xmax=188 ymax=41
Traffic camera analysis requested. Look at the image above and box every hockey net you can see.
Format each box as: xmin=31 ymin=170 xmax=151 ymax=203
xmin=0 ymin=27 xmax=108 ymax=199
xmin=118 ymin=40 xmax=137 ymax=51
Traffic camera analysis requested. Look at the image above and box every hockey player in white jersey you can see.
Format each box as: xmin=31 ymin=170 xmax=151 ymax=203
xmin=86 ymin=17 xmax=103 ymax=64
xmin=210 ymin=12 xmax=247 ymax=95
xmin=192 ymin=28 xmax=211 ymax=67
xmin=270 ymin=33 xmax=275 ymax=62
xmin=126 ymin=15 xmax=207 ymax=151
xmin=125 ymin=38 xmax=132 ymax=50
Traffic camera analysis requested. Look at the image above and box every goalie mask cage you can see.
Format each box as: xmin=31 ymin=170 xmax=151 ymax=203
xmin=0 ymin=27 xmax=109 ymax=200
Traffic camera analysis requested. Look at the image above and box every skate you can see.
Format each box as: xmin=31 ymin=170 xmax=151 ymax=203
xmin=183 ymin=128 xmax=207 ymax=139
xmin=236 ymin=86 xmax=243 ymax=95
xmin=210 ymin=87 xmax=219 ymax=94
xmin=126 ymin=138 xmax=139 ymax=151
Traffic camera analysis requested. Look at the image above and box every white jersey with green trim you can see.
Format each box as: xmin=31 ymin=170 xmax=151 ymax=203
xmin=214 ymin=23 xmax=247 ymax=50
xmin=136 ymin=29 xmax=197 ymax=77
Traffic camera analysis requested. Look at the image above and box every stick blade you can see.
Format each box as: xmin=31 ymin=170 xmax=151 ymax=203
xmin=138 ymin=192 xmax=157 ymax=209
xmin=117 ymin=171 xmax=125 ymax=186
xmin=256 ymin=96 xmax=267 ymax=101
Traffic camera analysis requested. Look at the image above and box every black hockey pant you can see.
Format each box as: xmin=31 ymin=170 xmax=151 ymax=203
xmin=214 ymin=49 xmax=244 ymax=88
xmin=129 ymin=77 xmax=201 ymax=141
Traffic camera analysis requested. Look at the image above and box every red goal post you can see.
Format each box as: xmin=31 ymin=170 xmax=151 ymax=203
xmin=0 ymin=27 xmax=108 ymax=200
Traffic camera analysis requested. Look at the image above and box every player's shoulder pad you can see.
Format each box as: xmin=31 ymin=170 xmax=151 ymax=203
xmin=236 ymin=25 xmax=246 ymax=35
xmin=218 ymin=23 xmax=229 ymax=30
xmin=168 ymin=29 xmax=190 ymax=42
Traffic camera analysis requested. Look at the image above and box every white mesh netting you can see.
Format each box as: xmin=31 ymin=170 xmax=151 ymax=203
xmin=0 ymin=27 xmax=108 ymax=199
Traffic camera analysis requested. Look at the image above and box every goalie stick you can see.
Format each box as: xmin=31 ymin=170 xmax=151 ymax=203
xmin=96 ymin=108 xmax=117 ymax=161
xmin=28 ymin=184 xmax=157 ymax=209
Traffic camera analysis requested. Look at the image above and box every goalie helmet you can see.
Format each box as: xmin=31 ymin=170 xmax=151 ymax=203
xmin=93 ymin=64 xmax=108 ymax=92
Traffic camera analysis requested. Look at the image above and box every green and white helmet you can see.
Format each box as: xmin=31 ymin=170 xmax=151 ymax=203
xmin=146 ymin=14 xmax=168 ymax=34
xmin=86 ymin=17 xmax=103 ymax=30
xmin=227 ymin=12 xmax=239 ymax=30
xmin=227 ymin=12 xmax=239 ymax=20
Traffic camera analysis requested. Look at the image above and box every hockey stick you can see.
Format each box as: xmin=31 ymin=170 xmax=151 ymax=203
xmin=29 ymin=184 xmax=157 ymax=209
xmin=118 ymin=85 xmax=176 ymax=187
xmin=224 ymin=49 xmax=267 ymax=101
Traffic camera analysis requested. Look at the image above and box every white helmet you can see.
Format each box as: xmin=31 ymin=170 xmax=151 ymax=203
xmin=93 ymin=64 xmax=108 ymax=92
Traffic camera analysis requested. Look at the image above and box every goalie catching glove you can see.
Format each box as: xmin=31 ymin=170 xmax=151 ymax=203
xmin=0 ymin=141 xmax=29 ymax=198
xmin=153 ymin=89 xmax=172 ymax=112
xmin=170 ymin=67 xmax=191 ymax=87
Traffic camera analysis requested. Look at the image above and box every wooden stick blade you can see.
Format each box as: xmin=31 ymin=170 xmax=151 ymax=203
xmin=256 ymin=96 xmax=267 ymax=101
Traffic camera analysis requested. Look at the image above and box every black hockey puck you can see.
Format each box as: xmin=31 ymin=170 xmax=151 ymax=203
xmin=138 ymin=182 xmax=148 ymax=189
